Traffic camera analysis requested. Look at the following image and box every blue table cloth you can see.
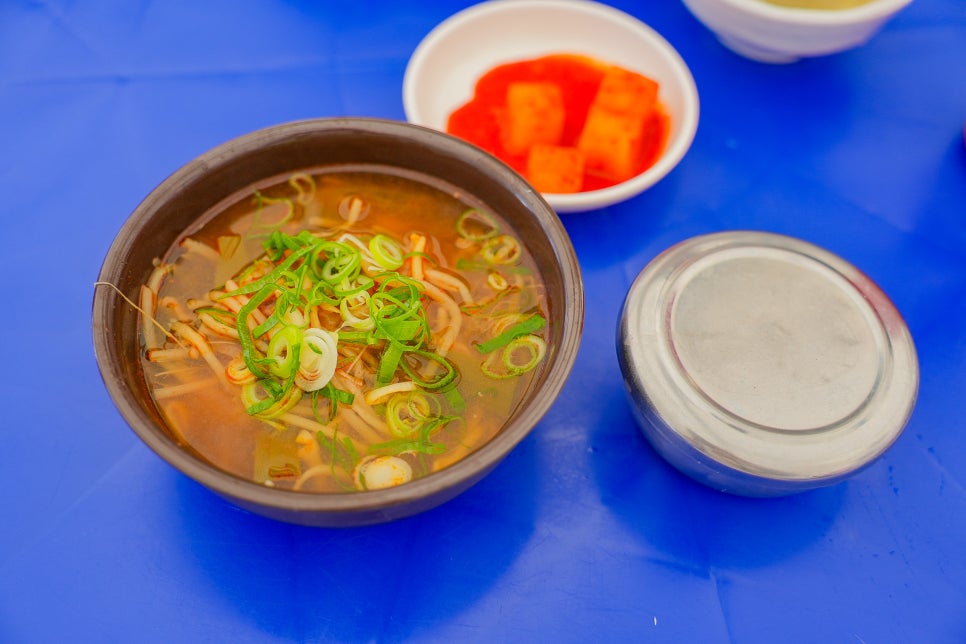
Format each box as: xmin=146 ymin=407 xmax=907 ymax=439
xmin=2 ymin=1 xmax=964 ymax=642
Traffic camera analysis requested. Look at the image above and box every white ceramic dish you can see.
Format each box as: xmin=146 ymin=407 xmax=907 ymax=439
xmin=681 ymin=0 xmax=914 ymax=63
xmin=403 ymin=0 xmax=699 ymax=213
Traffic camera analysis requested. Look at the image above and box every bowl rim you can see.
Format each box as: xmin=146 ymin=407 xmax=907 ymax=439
xmin=700 ymin=0 xmax=915 ymax=25
xmin=402 ymin=0 xmax=700 ymax=213
xmin=93 ymin=116 xmax=584 ymax=519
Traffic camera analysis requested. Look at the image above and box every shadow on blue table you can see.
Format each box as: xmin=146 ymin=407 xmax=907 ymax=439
xmin=592 ymin=392 xmax=846 ymax=572
xmin=171 ymin=440 xmax=540 ymax=640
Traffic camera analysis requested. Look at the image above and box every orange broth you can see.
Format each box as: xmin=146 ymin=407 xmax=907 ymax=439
xmin=140 ymin=166 xmax=550 ymax=493
xmin=446 ymin=54 xmax=670 ymax=193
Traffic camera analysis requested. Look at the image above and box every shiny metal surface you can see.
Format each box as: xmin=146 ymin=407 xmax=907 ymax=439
xmin=618 ymin=231 xmax=918 ymax=496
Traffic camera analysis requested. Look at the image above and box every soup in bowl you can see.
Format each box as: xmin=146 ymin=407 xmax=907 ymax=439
xmin=93 ymin=118 xmax=583 ymax=526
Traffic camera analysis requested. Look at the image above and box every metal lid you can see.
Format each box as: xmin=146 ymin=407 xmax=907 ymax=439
xmin=617 ymin=231 xmax=919 ymax=496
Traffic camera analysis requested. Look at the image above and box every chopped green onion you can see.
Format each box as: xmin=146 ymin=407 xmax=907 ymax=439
xmin=252 ymin=192 xmax=295 ymax=229
xmin=475 ymin=314 xmax=546 ymax=354
xmin=481 ymin=334 xmax=547 ymax=379
xmin=295 ymin=328 xmax=338 ymax=392
xmin=235 ymin=283 xmax=278 ymax=379
xmin=369 ymin=234 xmax=404 ymax=270
xmin=289 ymin=172 xmax=316 ymax=205
xmin=311 ymin=383 xmax=355 ymax=423
xmin=267 ymin=324 xmax=303 ymax=378
xmin=320 ymin=248 xmax=361 ymax=284
xmin=252 ymin=310 xmax=281 ymax=338
xmin=314 ymin=429 xmax=358 ymax=483
xmin=222 ymin=242 xmax=317 ymax=298
xmin=460 ymin=285 xmax=522 ymax=315
xmin=370 ymin=417 xmax=450 ymax=456
xmin=481 ymin=234 xmax=522 ymax=265
xmin=339 ymin=291 xmax=375 ymax=331
xmin=333 ymin=274 xmax=374 ymax=298
xmin=487 ymin=271 xmax=509 ymax=291
xmin=194 ymin=306 xmax=235 ymax=324
xmin=386 ymin=391 xmax=438 ymax=438
xmin=455 ymin=258 xmax=531 ymax=274
xmin=376 ymin=341 xmax=405 ymax=387
xmin=399 ymin=350 xmax=458 ymax=390
xmin=241 ymin=380 xmax=303 ymax=418
xmin=456 ymin=208 xmax=500 ymax=241
xmin=442 ymin=386 xmax=466 ymax=413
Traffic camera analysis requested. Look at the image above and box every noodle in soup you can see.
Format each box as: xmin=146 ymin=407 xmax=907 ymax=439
xmin=139 ymin=165 xmax=549 ymax=493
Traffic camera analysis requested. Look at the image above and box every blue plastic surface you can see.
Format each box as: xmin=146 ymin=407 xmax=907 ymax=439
xmin=2 ymin=1 xmax=964 ymax=642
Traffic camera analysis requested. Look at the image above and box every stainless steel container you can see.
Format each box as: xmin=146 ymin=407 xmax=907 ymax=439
xmin=617 ymin=231 xmax=918 ymax=496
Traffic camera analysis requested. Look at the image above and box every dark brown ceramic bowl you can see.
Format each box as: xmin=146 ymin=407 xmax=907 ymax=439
xmin=93 ymin=117 xmax=583 ymax=527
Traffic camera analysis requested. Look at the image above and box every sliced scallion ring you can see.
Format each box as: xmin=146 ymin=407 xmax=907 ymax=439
xmin=295 ymin=328 xmax=338 ymax=392
xmin=481 ymin=234 xmax=522 ymax=265
xmin=369 ymin=234 xmax=405 ymax=270
xmin=385 ymin=391 xmax=437 ymax=438
xmin=267 ymin=325 xmax=303 ymax=379
xmin=241 ymin=380 xmax=303 ymax=419
xmin=456 ymin=208 xmax=500 ymax=241
xmin=481 ymin=334 xmax=546 ymax=379
xmin=321 ymin=250 xmax=362 ymax=284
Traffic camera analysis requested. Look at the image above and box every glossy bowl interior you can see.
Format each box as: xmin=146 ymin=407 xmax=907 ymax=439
xmin=93 ymin=117 xmax=584 ymax=527
xmin=403 ymin=0 xmax=699 ymax=213
xmin=681 ymin=0 xmax=914 ymax=63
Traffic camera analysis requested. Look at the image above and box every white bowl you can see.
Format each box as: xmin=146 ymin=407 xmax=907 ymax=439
xmin=681 ymin=0 xmax=914 ymax=63
xmin=403 ymin=0 xmax=699 ymax=213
